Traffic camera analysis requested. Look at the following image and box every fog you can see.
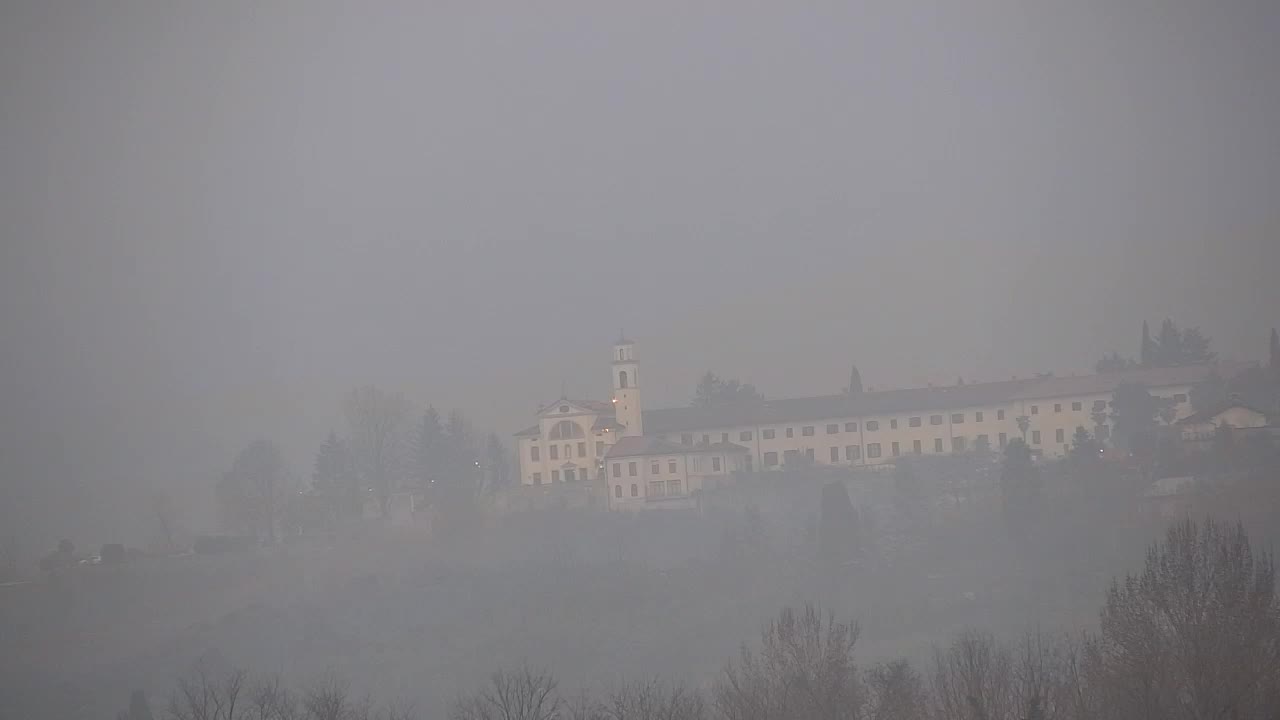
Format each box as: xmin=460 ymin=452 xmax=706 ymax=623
xmin=2 ymin=2 xmax=1279 ymax=719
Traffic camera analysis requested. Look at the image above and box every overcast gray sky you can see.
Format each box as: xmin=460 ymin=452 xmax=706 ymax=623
xmin=2 ymin=1 xmax=1278 ymax=544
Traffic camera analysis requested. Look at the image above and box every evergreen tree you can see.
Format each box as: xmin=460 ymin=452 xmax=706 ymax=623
xmin=846 ymin=364 xmax=863 ymax=395
xmin=485 ymin=432 xmax=510 ymax=490
xmin=217 ymin=439 xmax=285 ymax=542
xmin=411 ymin=406 xmax=444 ymax=487
xmin=1095 ymin=351 xmax=1135 ymax=373
xmin=1140 ymin=320 xmax=1155 ymax=366
xmin=1109 ymin=383 xmax=1172 ymax=451
xmin=693 ymin=371 xmax=764 ymax=409
xmin=443 ymin=409 xmax=476 ymax=486
xmin=1069 ymin=426 xmax=1102 ymax=462
xmin=1000 ymin=439 xmax=1040 ymax=539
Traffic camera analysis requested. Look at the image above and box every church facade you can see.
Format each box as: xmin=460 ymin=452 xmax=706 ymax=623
xmin=515 ymin=338 xmax=1221 ymax=508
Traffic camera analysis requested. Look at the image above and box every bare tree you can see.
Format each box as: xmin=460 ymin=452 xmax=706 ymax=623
xmin=1091 ymin=517 xmax=1280 ymax=720
xmin=344 ymin=385 xmax=411 ymax=516
xmin=247 ymin=675 xmax=299 ymax=720
xmin=864 ymin=660 xmax=926 ymax=720
xmin=168 ymin=667 xmax=248 ymax=720
xmin=450 ymin=666 xmax=562 ymax=720
xmin=930 ymin=630 xmax=1014 ymax=720
xmin=716 ymin=604 xmax=862 ymax=720
xmin=602 ymin=679 xmax=706 ymax=720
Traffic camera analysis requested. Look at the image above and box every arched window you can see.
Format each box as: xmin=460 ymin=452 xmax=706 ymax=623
xmin=630 ymin=483 xmax=638 ymax=497
xmin=619 ymin=349 xmax=625 ymax=361
xmin=548 ymin=420 xmax=584 ymax=440
xmin=614 ymin=485 xmax=622 ymax=498
xmin=619 ymin=370 xmax=629 ymax=389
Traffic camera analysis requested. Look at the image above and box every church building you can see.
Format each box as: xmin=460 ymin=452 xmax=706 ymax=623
xmin=516 ymin=337 xmax=1224 ymax=509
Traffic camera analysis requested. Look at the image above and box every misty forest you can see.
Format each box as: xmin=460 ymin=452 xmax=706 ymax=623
xmin=3 ymin=3 xmax=1280 ymax=720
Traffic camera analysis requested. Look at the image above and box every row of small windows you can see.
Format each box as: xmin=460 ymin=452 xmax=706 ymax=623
xmin=613 ymin=480 xmax=682 ymax=498
xmin=758 ymin=432 xmax=1014 ymax=467
xmin=692 ymin=411 xmax=1021 ymax=443
xmin=530 ymin=467 xmax=591 ymax=484
xmin=530 ymin=441 xmax=605 ymax=461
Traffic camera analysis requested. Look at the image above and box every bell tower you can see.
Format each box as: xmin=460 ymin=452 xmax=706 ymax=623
xmin=612 ymin=337 xmax=643 ymax=437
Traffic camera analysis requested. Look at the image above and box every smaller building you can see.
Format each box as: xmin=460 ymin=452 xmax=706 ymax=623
xmin=1176 ymin=402 xmax=1269 ymax=442
xmin=604 ymin=436 xmax=749 ymax=509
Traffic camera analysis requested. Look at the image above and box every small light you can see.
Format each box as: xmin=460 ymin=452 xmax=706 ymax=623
xmin=612 ymin=398 xmax=617 ymax=403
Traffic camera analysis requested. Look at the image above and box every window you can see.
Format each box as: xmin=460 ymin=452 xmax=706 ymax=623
xmin=564 ymin=469 xmax=575 ymax=482
xmin=549 ymin=445 xmax=559 ymax=460
xmin=1093 ymin=400 xmax=1107 ymax=411
xmin=999 ymin=432 xmax=1007 ymax=448
xmin=1031 ymin=405 xmax=1039 ymax=415
xmin=564 ymin=444 xmax=571 ymax=460
xmin=805 ymin=448 xmax=815 ymax=461
xmin=890 ymin=419 xmax=898 ymax=429
xmin=668 ymin=460 xmax=677 ymax=473
xmin=668 ymin=480 xmax=682 ymax=496
xmin=531 ymin=446 xmax=540 ymax=461
xmin=784 ymin=449 xmax=798 ymax=464
xmin=802 ymin=426 xmax=815 ymax=437
xmin=649 ymin=481 xmax=663 ymax=497
xmin=998 ymin=409 xmax=1006 ymax=420
xmin=1056 ymin=428 xmax=1065 ymax=443
xmin=866 ymin=421 xmax=880 ymax=431
xmin=913 ymin=439 xmax=922 ymax=454
xmin=713 ymin=457 xmax=722 ymax=472
xmin=1054 ymin=403 xmax=1062 ymax=413
xmin=596 ymin=441 xmax=604 ymax=456
xmin=631 ymin=483 xmax=638 ymax=497
xmin=763 ymin=428 xmax=776 ymax=439
xmin=533 ymin=473 xmax=542 ymax=484
xmin=691 ymin=456 xmax=702 ymax=472
xmin=613 ymin=463 xmax=623 ymax=478
xmin=786 ymin=427 xmax=794 ymax=438
xmin=931 ymin=415 xmax=944 ymax=425
xmin=681 ymin=433 xmax=693 ymax=445
xmin=618 ymin=371 xmax=628 ymax=388
xmin=952 ymin=437 xmax=966 ymax=452
xmin=975 ymin=411 xmax=984 ymax=422
xmin=614 ymin=484 xmax=621 ymax=497
xmin=651 ymin=461 xmax=660 ymax=475
xmin=1173 ymin=393 xmax=1188 ymax=403
xmin=628 ymin=462 xmax=637 ymax=477
xmin=891 ymin=441 xmax=900 ymax=457
xmin=549 ymin=420 xmax=586 ymax=439
xmin=951 ymin=413 xmax=964 ymax=424
xmin=740 ymin=431 xmax=753 ymax=441
xmin=1032 ymin=430 xmax=1041 ymax=444
xmin=702 ymin=434 xmax=710 ymax=444
xmin=577 ymin=442 xmax=586 ymax=457
xmin=764 ymin=451 xmax=779 ymax=467
xmin=867 ymin=443 xmax=882 ymax=458
xmin=721 ymin=433 xmax=729 ymax=443
xmin=552 ymin=470 xmax=560 ymax=482
xmin=909 ymin=417 xmax=922 ymax=428
xmin=830 ymin=447 xmax=840 ymax=462
xmin=934 ymin=438 xmax=944 ymax=452
xmin=826 ymin=424 xmax=839 ymax=434
xmin=977 ymin=434 xmax=989 ymax=448
xmin=845 ymin=422 xmax=858 ymax=432
xmin=1072 ymin=401 xmax=1082 ymax=411
xmin=559 ymin=405 xmax=570 ymax=413
xmin=846 ymin=445 xmax=861 ymax=460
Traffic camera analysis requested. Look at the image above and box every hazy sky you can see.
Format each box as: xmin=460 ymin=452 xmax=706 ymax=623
xmin=2 ymin=1 xmax=1278 ymax=543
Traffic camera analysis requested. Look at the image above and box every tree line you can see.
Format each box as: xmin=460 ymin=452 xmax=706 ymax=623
xmin=216 ymin=386 xmax=511 ymax=541
xmin=122 ymin=515 xmax=1279 ymax=720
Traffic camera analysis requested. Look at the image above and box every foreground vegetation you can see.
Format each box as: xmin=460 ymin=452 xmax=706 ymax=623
xmin=121 ymin=516 xmax=1278 ymax=720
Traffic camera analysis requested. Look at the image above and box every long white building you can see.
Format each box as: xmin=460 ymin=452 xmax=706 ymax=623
xmin=515 ymin=339 xmax=1228 ymax=508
